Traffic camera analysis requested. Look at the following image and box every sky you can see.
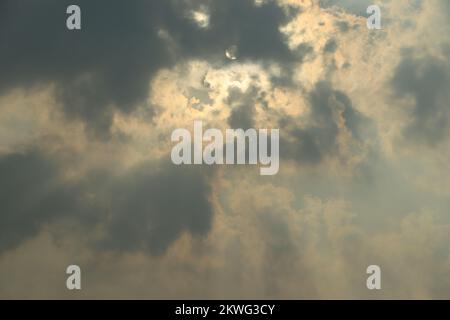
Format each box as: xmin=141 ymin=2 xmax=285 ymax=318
xmin=1 ymin=0 xmax=450 ymax=299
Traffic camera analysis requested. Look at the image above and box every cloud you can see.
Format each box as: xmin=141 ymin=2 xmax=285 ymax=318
xmin=0 ymin=0 xmax=295 ymax=137
xmin=0 ymin=147 xmax=214 ymax=255
xmin=323 ymin=38 xmax=338 ymax=53
xmin=391 ymin=51 xmax=450 ymax=145
xmin=0 ymin=150 xmax=95 ymax=252
xmin=280 ymin=81 xmax=373 ymax=165
xmin=226 ymin=86 xmax=262 ymax=129
xmin=319 ymin=0 xmax=374 ymax=16
xmin=100 ymin=162 xmax=214 ymax=255
xmin=2 ymin=0 xmax=450 ymax=299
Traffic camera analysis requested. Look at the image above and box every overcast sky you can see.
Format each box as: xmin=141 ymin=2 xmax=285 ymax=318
xmin=1 ymin=0 xmax=450 ymax=299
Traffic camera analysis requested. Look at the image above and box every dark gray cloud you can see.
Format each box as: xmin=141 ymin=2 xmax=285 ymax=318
xmin=319 ymin=0 xmax=374 ymax=16
xmin=335 ymin=21 xmax=350 ymax=33
xmin=0 ymin=0 xmax=295 ymax=137
xmin=0 ymin=149 xmax=214 ymax=255
xmin=0 ymin=150 xmax=98 ymax=252
xmin=226 ymin=86 xmax=265 ymax=129
xmin=228 ymin=103 xmax=255 ymax=130
xmin=392 ymin=52 xmax=450 ymax=145
xmin=0 ymin=0 xmax=175 ymax=138
xmin=280 ymin=82 xmax=373 ymax=164
xmin=101 ymin=163 xmax=214 ymax=255
xmin=323 ymin=38 xmax=338 ymax=53
xmin=187 ymin=86 xmax=214 ymax=111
